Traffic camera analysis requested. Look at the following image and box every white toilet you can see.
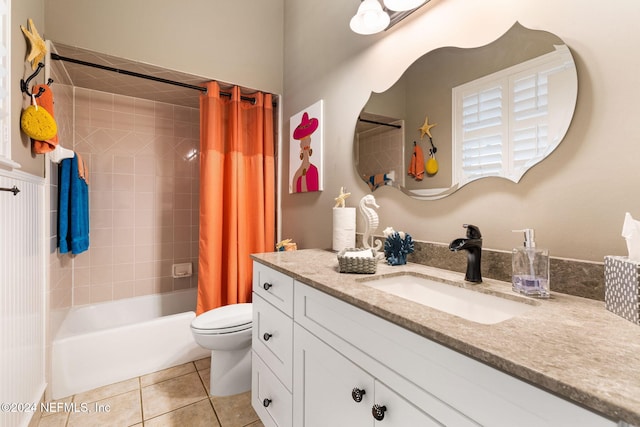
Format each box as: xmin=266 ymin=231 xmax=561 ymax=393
xmin=190 ymin=303 xmax=253 ymax=396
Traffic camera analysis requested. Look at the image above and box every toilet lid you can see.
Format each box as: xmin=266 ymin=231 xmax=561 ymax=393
xmin=191 ymin=303 xmax=252 ymax=333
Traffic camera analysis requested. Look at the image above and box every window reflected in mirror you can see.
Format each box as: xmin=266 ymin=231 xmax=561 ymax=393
xmin=353 ymin=22 xmax=578 ymax=200
xmin=453 ymin=45 xmax=576 ymax=186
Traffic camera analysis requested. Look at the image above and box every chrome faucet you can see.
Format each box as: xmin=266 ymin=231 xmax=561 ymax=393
xmin=449 ymin=224 xmax=483 ymax=283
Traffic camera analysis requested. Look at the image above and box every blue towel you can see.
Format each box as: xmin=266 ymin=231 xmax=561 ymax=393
xmin=58 ymin=154 xmax=89 ymax=254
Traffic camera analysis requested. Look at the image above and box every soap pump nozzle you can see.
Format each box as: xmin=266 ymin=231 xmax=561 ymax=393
xmin=513 ymin=229 xmax=536 ymax=248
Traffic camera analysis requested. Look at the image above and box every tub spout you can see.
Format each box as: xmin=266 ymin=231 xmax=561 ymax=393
xmin=449 ymin=224 xmax=483 ymax=283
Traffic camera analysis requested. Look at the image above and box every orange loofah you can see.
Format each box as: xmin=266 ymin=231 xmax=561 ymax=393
xmin=21 ymin=103 xmax=57 ymax=141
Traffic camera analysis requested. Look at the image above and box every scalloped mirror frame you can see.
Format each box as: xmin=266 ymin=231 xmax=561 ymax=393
xmin=354 ymin=22 xmax=578 ymax=200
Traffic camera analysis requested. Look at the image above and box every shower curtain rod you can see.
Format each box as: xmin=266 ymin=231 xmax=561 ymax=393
xmin=359 ymin=117 xmax=402 ymax=129
xmin=50 ymin=53 xmax=260 ymax=103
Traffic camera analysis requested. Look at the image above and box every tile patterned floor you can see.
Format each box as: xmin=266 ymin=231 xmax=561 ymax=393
xmin=37 ymin=358 xmax=264 ymax=427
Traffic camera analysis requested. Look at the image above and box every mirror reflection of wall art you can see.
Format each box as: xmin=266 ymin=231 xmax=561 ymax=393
xmin=290 ymin=100 xmax=324 ymax=193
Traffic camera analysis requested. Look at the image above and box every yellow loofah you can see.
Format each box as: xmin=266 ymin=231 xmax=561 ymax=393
xmin=426 ymin=156 xmax=439 ymax=175
xmin=21 ymin=105 xmax=57 ymax=141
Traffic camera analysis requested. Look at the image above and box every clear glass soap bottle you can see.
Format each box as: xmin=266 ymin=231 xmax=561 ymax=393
xmin=512 ymin=229 xmax=550 ymax=298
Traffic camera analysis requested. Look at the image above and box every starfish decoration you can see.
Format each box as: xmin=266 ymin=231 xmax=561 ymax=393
xmin=275 ymin=239 xmax=293 ymax=250
xmin=21 ymin=19 xmax=47 ymax=70
xmin=418 ymin=115 xmax=437 ymax=139
xmin=334 ymin=186 xmax=351 ymax=208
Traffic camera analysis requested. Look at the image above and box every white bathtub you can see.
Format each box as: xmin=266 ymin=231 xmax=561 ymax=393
xmin=51 ymin=288 xmax=209 ymax=399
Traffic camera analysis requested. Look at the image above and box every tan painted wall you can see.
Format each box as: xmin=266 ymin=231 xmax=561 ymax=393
xmin=15 ymin=0 xmax=284 ymax=178
xmin=281 ymin=0 xmax=640 ymax=262
xmin=43 ymin=0 xmax=284 ymax=95
xmin=31 ymin=0 xmax=640 ymax=262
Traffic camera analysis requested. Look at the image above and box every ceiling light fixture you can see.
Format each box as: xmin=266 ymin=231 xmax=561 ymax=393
xmin=350 ymin=0 xmax=391 ymax=35
xmin=384 ymin=0 xmax=427 ymax=12
xmin=350 ymin=0 xmax=429 ymax=35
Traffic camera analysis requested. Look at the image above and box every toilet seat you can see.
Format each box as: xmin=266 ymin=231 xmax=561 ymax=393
xmin=191 ymin=303 xmax=253 ymax=335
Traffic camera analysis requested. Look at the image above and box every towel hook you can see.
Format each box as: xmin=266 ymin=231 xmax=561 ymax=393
xmin=20 ymin=62 xmax=53 ymax=98
xmin=428 ymin=136 xmax=437 ymax=155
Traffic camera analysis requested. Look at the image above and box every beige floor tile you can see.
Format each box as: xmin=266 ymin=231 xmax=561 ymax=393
xmin=36 ymin=411 xmax=68 ymax=427
xmin=141 ymin=371 xmax=207 ymax=419
xmin=73 ymin=377 xmax=140 ymax=404
xmin=140 ymin=362 xmax=196 ymax=387
xmin=198 ymin=368 xmax=211 ymax=394
xmin=211 ymin=391 xmax=259 ymax=427
xmin=194 ymin=357 xmax=210 ymax=371
xmin=36 ymin=397 xmax=72 ymax=426
xmin=39 ymin=396 xmax=73 ymax=418
xmin=38 ymin=363 xmax=263 ymax=427
xmin=144 ymin=399 xmax=221 ymax=427
xmin=67 ymin=389 xmax=142 ymax=427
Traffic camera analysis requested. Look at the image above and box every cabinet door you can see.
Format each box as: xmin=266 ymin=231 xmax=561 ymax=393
xmin=374 ymin=381 xmax=444 ymax=427
xmin=294 ymin=324 xmax=373 ymax=427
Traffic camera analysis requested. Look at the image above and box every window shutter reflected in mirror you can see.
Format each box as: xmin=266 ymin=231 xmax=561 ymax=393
xmin=453 ymin=45 xmax=575 ymax=186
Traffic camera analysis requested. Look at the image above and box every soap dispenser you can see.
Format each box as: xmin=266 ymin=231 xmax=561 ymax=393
xmin=512 ymin=229 xmax=550 ymax=298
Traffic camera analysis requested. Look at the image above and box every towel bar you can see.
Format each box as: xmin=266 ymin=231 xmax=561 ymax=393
xmin=0 ymin=186 xmax=20 ymax=195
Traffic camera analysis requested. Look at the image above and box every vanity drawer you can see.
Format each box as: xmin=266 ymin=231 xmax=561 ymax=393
xmin=253 ymin=261 xmax=294 ymax=316
xmin=253 ymin=293 xmax=293 ymax=390
xmin=252 ymin=351 xmax=292 ymax=427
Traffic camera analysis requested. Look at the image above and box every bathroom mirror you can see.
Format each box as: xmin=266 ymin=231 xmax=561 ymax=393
xmin=354 ymin=23 xmax=578 ymax=200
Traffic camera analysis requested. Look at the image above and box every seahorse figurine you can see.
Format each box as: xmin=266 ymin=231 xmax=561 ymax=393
xmin=359 ymin=194 xmax=382 ymax=253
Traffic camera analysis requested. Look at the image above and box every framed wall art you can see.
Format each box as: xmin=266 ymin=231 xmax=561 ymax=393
xmin=289 ymin=100 xmax=323 ymax=193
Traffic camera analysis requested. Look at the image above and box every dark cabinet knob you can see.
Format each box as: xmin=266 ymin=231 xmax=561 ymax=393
xmin=263 ymin=398 xmax=272 ymax=407
xmin=372 ymin=404 xmax=387 ymax=421
xmin=263 ymin=282 xmax=272 ymax=290
xmin=263 ymin=332 xmax=273 ymax=341
xmin=351 ymin=387 xmax=366 ymax=402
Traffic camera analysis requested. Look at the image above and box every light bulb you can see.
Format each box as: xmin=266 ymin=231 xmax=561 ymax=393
xmin=350 ymin=0 xmax=390 ymax=35
xmin=383 ymin=0 xmax=426 ymax=12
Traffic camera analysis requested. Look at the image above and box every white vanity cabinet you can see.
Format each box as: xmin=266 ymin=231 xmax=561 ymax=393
xmin=294 ymin=324 xmax=444 ymax=426
xmin=251 ymin=262 xmax=294 ymax=427
xmin=293 ymin=282 xmax=616 ymax=427
xmin=293 ymin=283 xmax=479 ymax=426
xmin=251 ymin=261 xmax=618 ymax=427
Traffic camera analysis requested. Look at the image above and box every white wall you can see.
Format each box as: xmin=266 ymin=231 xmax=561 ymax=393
xmin=0 ymin=171 xmax=46 ymax=427
xmin=281 ymin=0 xmax=640 ymax=262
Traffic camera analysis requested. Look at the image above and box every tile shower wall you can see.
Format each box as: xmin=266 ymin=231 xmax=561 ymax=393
xmin=60 ymin=86 xmax=200 ymax=305
xmin=357 ymin=125 xmax=404 ymax=188
xmin=49 ymin=84 xmax=74 ymax=311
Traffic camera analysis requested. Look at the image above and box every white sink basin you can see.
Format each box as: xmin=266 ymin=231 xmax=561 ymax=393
xmin=360 ymin=274 xmax=533 ymax=324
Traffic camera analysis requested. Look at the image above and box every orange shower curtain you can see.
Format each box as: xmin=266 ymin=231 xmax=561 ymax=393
xmin=197 ymin=81 xmax=275 ymax=315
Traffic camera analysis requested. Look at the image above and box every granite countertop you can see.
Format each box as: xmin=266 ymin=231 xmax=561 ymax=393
xmin=251 ymin=248 xmax=640 ymax=425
